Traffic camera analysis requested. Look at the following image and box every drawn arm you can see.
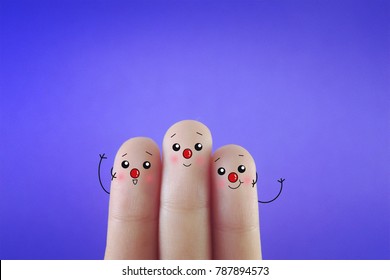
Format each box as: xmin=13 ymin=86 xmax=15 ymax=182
xmin=98 ymin=153 xmax=111 ymax=194
xmin=252 ymin=172 xmax=284 ymax=203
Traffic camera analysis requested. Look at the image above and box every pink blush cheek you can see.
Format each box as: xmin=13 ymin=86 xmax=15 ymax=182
xmin=145 ymin=174 xmax=154 ymax=184
xmin=117 ymin=172 xmax=126 ymax=182
xmin=171 ymin=155 xmax=179 ymax=164
xmin=243 ymin=176 xmax=252 ymax=185
xmin=195 ymin=155 xmax=205 ymax=166
xmin=217 ymin=178 xmax=225 ymax=189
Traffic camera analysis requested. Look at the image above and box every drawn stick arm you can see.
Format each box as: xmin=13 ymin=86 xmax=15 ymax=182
xmin=98 ymin=153 xmax=110 ymax=194
xmin=258 ymin=176 xmax=284 ymax=204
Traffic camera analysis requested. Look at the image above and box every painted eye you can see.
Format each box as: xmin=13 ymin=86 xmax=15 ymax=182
xmin=217 ymin=167 xmax=225 ymax=175
xmin=238 ymin=165 xmax=246 ymax=173
xmin=143 ymin=161 xmax=151 ymax=169
xmin=172 ymin=143 xmax=180 ymax=151
xmin=194 ymin=143 xmax=203 ymax=151
xmin=121 ymin=160 xmax=130 ymax=169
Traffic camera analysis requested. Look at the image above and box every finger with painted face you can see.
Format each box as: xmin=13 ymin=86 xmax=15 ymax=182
xmin=211 ymin=145 xmax=261 ymax=259
xmin=160 ymin=120 xmax=212 ymax=259
xmin=105 ymin=137 xmax=161 ymax=259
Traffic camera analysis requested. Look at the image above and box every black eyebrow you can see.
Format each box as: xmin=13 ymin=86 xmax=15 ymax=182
xmin=146 ymin=151 xmax=152 ymax=156
xmin=214 ymin=157 xmax=220 ymax=162
xmin=238 ymin=154 xmax=244 ymax=157
xmin=170 ymin=133 xmax=176 ymax=138
xmin=196 ymin=132 xmax=203 ymax=136
xmin=122 ymin=153 xmax=127 ymax=157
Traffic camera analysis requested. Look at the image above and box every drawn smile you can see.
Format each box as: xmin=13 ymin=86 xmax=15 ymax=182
xmin=183 ymin=163 xmax=192 ymax=167
xmin=132 ymin=179 xmax=138 ymax=185
xmin=228 ymin=180 xmax=243 ymax=190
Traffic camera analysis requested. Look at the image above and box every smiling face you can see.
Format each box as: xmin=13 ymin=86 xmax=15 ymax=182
xmin=112 ymin=137 xmax=160 ymax=187
xmin=163 ymin=120 xmax=212 ymax=171
xmin=213 ymin=145 xmax=257 ymax=190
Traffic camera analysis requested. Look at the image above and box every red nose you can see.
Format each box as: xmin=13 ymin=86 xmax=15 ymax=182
xmin=228 ymin=172 xmax=238 ymax=183
xmin=130 ymin=168 xmax=140 ymax=178
xmin=183 ymin=148 xmax=192 ymax=159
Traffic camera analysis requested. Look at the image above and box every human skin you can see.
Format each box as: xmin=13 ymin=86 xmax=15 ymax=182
xmin=211 ymin=145 xmax=261 ymax=259
xmin=159 ymin=120 xmax=213 ymax=259
xmin=104 ymin=120 xmax=261 ymax=259
xmin=105 ymin=137 xmax=161 ymax=259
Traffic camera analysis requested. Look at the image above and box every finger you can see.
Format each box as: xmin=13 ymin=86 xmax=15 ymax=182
xmin=159 ymin=120 xmax=212 ymax=259
xmin=211 ymin=145 xmax=261 ymax=259
xmin=105 ymin=137 xmax=161 ymax=259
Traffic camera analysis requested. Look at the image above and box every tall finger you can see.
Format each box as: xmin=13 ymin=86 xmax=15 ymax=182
xmin=159 ymin=120 xmax=212 ymax=259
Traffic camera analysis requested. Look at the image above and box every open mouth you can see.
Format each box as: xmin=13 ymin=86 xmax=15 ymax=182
xmin=228 ymin=180 xmax=243 ymax=190
xmin=183 ymin=163 xmax=192 ymax=167
xmin=132 ymin=179 xmax=138 ymax=185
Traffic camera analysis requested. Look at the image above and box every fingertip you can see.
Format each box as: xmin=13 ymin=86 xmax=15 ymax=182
xmin=162 ymin=120 xmax=212 ymax=171
xmin=163 ymin=120 xmax=212 ymax=148
xmin=212 ymin=144 xmax=257 ymax=192
xmin=115 ymin=137 xmax=160 ymax=161
xmin=113 ymin=137 xmax=161 ymax=186
xmin=213 ymin=144 xmax=255 ymax=162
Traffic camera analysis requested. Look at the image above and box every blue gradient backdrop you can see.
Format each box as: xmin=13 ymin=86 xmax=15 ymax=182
xmin=1 ymin=0 xmax=389 ymax=259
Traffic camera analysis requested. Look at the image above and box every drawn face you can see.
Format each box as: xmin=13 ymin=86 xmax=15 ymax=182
xmin=213 ymin=145 xmax=257 ymax=190
xmin=112 ymin=137 xmax=160 ymax=187
xmin=163 ymin=120 xmax=212 ymax=170
xmin=117 ymin=152 xmax=153 ymax=186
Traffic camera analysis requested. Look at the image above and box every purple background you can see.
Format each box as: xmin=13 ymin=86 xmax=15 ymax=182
xmin=1 ymin=0 xmax=389 ymax=260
